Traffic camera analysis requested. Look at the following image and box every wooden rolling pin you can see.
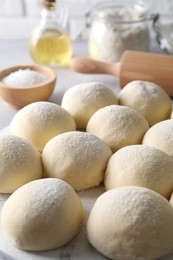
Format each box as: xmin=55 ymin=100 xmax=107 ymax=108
xmin=70 ymin=51 xmax=173 ymax=96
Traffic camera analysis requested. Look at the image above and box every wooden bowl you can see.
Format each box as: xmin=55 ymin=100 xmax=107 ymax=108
xmin=0 ymin=64 xmax=56 ymax=109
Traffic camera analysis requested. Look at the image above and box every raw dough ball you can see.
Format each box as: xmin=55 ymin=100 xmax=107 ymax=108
xmin=1 ymin=178 xmax=84 ymax=251
xmin=118 ymin=80 xmax=171 ymax=126
xmin=0 ymin=135 xmax=43 ymax=193
xmin=10 ymin=101 xmax=76 ymax=152
xmin=87 ymin=186 xmax=173 ymax=260
xmin=142 ymin=119 xmax=173 ymax=158
xmin=105 ymin=145 xmax=173 ymax=198
xmin=61 ymin=82 xmax=118 ymax=129
xmin=42 ymin=131 xmax=112 ymax=190
xmin=86 ymin=105 xmax=149 ymax=152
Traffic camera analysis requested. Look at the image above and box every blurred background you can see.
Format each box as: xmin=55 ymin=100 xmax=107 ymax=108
xmin=0 ymin=0 xmax=173 ymax=40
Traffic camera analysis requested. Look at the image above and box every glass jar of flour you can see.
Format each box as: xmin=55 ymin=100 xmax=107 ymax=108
xmin=88 ymin=1 xmax=152 ymax=62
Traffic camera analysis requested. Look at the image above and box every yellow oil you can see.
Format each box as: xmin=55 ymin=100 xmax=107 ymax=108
xmin=29 ymin=30 xmax=72 ymax=66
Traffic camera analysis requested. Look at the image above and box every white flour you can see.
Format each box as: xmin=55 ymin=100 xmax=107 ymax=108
xmin=89 ymin=7 xmax=150 ymax=62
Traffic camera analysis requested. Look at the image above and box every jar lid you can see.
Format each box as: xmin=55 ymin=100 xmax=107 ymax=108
xmin=92 ymin=1 xmax=149 ymax=23
xmin=153 ymin=15 xmax=173 ymax=54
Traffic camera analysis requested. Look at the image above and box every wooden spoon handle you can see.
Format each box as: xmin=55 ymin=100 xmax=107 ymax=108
xmin=70 ymin=57 xmax=120 ymax=77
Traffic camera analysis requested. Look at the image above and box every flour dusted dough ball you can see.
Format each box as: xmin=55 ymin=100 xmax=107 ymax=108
xmin=105 ymin=145 xmax=173 ymax=198
xmin=0 ymin=135 xmax=43 ymax=193
xmin=118 ymin=80 xmax=171 ymax=126
xmin=61 ymin=82 xmax=118 ymax=129
xmin=42 ymin=131 xmax=112 ymax=190
xmin=142 ymin=119 xmax=173 ymax=158
xmin=10 ymin=101 xmax=76 ymax=152
xmin=1 ymin=178 xmax=83 ymax=251
xmin=86 ymin=105 xmax=149 ymax=152
xmin=87 ymin=186 xmax=173 ymax=260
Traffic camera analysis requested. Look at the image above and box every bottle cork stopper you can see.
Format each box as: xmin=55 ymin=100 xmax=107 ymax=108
xmin=42 ymin=0 xmax=56 ymax=10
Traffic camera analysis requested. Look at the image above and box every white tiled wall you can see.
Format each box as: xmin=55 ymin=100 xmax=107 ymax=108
xmin=0 ymin=0 xmax=172 ymax=39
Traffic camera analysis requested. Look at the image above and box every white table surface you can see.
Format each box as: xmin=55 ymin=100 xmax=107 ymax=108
xmin=0 ymin=38 xmax=167 ymax=260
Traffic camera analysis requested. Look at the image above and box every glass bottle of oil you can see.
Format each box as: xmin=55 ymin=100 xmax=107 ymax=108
xmin=28 ymin=0 xmax=72 ymax=66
